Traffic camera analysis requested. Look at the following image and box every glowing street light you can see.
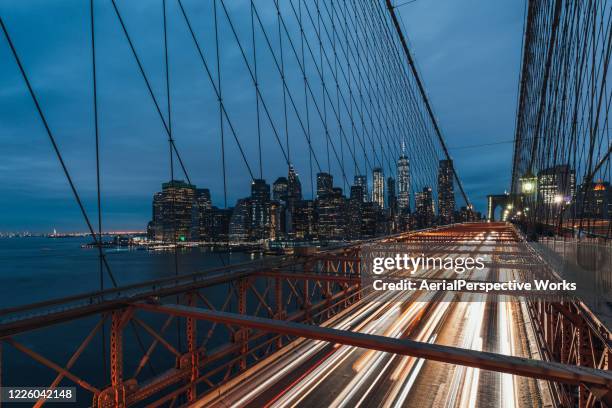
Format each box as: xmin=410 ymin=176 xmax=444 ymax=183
xmin=520 ymin=172 xmax=537 ymax=194
xmin=553 ymin=194 xmax=563 ymax=204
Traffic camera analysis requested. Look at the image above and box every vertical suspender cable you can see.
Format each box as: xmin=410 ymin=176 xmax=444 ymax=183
xmin=89 ymin=0 xmax=108 ymax=381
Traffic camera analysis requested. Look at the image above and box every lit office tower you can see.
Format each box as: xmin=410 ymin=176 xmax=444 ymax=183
xmin=354 ymin=175 xmax=368 ymax=202
xmin=151 ymin=180 xmax=196 ymax=242
xmin=272 ymin=177 xmax=288 ymax=202
xmin=287 ymin=165 xmax=302 ymax=202
xmin=372 ymin=167 xmax=384 ymax=208
xmin=415 ymin=186 xmax=435 ymax=227
xmin=193 ymin=188 xmax=212 ymax=240
xmin=347 ymin=185 xmax=364 ymax=240
xmin=438 ymin=160 xmax=455 ymax=224
xmin=316 ymin=172 xmax=333 ymax=198
xmin=537 ymin=164 xmax=576 ymax=205
xmin=229 ymin=198 xmax=251 ymax=242
xmin=387 ymin=177 xmax=397 ymax=212
xmin=397 ymin=151 xmax=410 ymax=212
xmin=250 ymin=179 xmax=270 ymax=239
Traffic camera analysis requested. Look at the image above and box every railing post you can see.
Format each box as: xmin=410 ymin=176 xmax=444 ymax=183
xmin=186 ymin=293 xmax=198 ymax=402
xmin=274 ymin=277 xmax=284 ymax=348
xmin=238 ymin=278 xmax=248 ymax=370
xmin=110 ymin=310 xmax=126 ymax=408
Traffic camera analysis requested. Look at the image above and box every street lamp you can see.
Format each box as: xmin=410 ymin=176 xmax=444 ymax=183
xmin=520 ymin=173 xmax=537 ymax=195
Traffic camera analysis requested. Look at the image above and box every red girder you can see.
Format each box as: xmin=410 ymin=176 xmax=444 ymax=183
xmin=136 ymin=303 xmax=612 ymax=390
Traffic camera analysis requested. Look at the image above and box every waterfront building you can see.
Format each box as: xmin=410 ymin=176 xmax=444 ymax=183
xmin=210 ymin=207 xmax=232 ymax=242
xmin=372 ymin=167 xmax=384 ymax=208
xmin=438 ymin=160 xmax=455 ymax=224
xmin=150 ymin=180 xmax=196 ymax=242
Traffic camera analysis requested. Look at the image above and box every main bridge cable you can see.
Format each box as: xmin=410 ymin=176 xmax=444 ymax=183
xmin=333 ymin=0 xmax=435 ymax=195
xmin=385 ymin=0 xmax=472 ymax=209
xmin=369 ymin=0 xmax=444 ymax=195
xmin=385 ymin=0 xmax=464 ymax=202
xmin=0 ymin=16 xmax=119 ymax=289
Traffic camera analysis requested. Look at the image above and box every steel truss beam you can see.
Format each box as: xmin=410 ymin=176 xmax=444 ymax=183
xmin=136 ymin=303 xmax=612 ymax=391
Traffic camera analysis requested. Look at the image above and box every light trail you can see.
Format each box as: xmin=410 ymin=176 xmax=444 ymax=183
xmin=198 ymin=225 xmax=551 ymax=408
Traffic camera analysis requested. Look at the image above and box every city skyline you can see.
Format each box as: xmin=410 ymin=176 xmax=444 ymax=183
xmin=146 ymin=157 xmax=482 ymax=244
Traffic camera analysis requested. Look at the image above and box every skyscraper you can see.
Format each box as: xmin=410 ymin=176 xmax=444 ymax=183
xmin=372 ymin=167 xmax=384 ymax=208
xmin=415 ymin=187 xmax=435 ymax=227
xmin=250 ymin=179 xmax=270 ymax=239
xmin=287 ymin=165 xmax=302 ymax=202
xmin=316 ymin=172 xmax=333 ymax=199
xmin=354 ymin=175 xmax=368 ymax=202
xmin=272 ymin=177 xmax=288 ymax=202
xmin=193 ymin=188 xmax=212 ymax=240
xmin=292 ymin=200 xmax=317 ymax=240
xmin=397 ymin=150 xmax=410 ymax=212
xmin=438 ymin=160 xmax=455 ymax=224
xmin=229 ymin=198 xmax=251 ymax=242
xmin=387 ymin=176 xmax=397 ymax=212
xmin=347 ymin=185 xmax=364 ymax=240
xmin=150 ymin=180 xmax=196 ymax=242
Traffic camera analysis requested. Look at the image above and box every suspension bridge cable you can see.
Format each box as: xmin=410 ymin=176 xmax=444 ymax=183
xmin=384 ymin=0 xmax=472 ymax=208
xmin=0 ymin=16 xmax=118 ymax=287
xmin=109 ymin=0 xmax=192 ymax=185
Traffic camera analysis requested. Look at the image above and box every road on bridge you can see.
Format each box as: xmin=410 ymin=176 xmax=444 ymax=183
xmin=195 ymin=224 xmax=553 ymax=408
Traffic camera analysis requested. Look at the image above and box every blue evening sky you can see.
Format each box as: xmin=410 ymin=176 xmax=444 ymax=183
xmin=0 ymin=0 xmax=525 ymax=232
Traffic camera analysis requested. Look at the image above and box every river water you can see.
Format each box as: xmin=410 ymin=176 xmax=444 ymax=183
xmin=0 ymin=237 xmax=259 ymax=406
